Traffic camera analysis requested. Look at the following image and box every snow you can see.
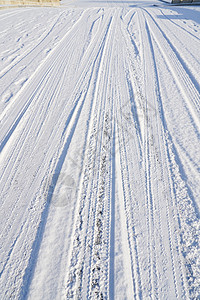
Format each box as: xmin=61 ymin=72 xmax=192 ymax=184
xmin=0 ymin=0 xmax=200 ymax=299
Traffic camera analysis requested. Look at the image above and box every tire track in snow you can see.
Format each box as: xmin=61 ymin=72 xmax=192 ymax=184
xmin=0 ymin=12 xmax=62 ymax=78
xmin=156 ymin=8 xmax=200 ymax=43
xmin=0 ymin=10 xmax=84 ymax=113
xmin=144 ymin=9 xmax=200 ymax=198
xmin=120 ymin=11 xmax=143 ymax=150
xmin=148 ymin=8 xmax=200 ymax=94
xmin=0 ymin=26 xmax=103 ymax=290
xmin=142 ymin=9 xmax=200 ymax=132
xmin=140 ymin=13 xmax=167 ymax=298
xmin=63 ymin=12 xmax=131 ymax=300
xmin=140 ymin=13 xmax=184 ymax=299
xmin=114 ymin=127 xmax=136 ymax=299
xmin=163 ymin=131 xmax=200 ymax=299
xmin=63 ymin=12 xmax=115 ymax=299
xmin=0 ymin=39 xmax=93 ymax=296
xmin=115 ymin=9 xmax=192 ymax=299
xmin=23 ymin=12 xmax=114 ymax=296
xmin=122 ymin=10 xmax=139 ymax=56
xmin=1 ymin=8 xmax=104 ymax=164
xmin=19 ymin=89 xmax=87 ymax=300
xmin=114 ymin=17 xmax=144 ymax=299
xmin=0 ymin=8 xmax=109 ymax=210
xmin=109 ymin=121 xmax=116 ymax=300
xmin=0 ymin=10 xmax=74 ymax=79
xmin=1 ymin=5 xmax=200 ymax=299
xmin=115 ymin=107 xmax=142 ymax=299
xmin=0 ymin=10 xmax=87 ymax=154
xmin=0 ymin=91 xmax=86 ymax=299
xmin=145 ymin=9 xmax=200 ymax=202
xmin=140 ymin=10 xmax=196 ymax=298
xmin=0 ymin=10 xmax=113 ymax=299
xmin=0 ymin=41 xmax=72 ymax=216
xmin=85 ymin=13 xmax=119 ymax=300
xmin=144 ymin=13 xmax=200 ymax=298
xmin=88 ymin=111 xmax=113 ymax=299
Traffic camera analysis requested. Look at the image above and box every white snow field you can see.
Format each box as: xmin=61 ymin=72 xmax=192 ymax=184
xmin=0 ymin=0 xmax=200 ymax=299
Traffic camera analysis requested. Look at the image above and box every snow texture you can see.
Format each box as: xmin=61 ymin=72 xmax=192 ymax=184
xmin=0 ymin=0 xmax=200 ymax=299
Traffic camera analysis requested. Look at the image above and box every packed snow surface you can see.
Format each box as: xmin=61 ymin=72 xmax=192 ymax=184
xmin=0 ymin=0 xmax=200 ymax=299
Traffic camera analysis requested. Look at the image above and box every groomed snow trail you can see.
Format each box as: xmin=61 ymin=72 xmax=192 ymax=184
xmin=0 ymin=2 xmax=200 ymax=299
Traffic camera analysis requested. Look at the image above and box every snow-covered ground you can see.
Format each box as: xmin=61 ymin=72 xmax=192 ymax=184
xmin=0 ymin=0 xmax=200 ymax=299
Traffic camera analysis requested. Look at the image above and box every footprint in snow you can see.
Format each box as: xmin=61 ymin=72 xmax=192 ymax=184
xmin=7 ymin=54 xmax=18 ymax=63
xmin=14 ymin=77 xmax=28 ymax=87
xmin=2 ymin=91 xmax=13 ymax=103
xmin=44 ymin=48 xmax=51 ymax=55
xmin=16 ymin=36 xmax=22 ymax=43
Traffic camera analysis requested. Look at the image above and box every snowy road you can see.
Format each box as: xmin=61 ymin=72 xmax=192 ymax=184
xmin=0 ymin=1 xmax=200 ymax=299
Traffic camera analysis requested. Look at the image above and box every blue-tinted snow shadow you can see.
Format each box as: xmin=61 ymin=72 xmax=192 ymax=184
xmin=157 ymin=6 xmax=200 ymax=25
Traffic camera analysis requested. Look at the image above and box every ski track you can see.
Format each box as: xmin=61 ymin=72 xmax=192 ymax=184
xmin=0 ymin=2 xmax=200 ymax=299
